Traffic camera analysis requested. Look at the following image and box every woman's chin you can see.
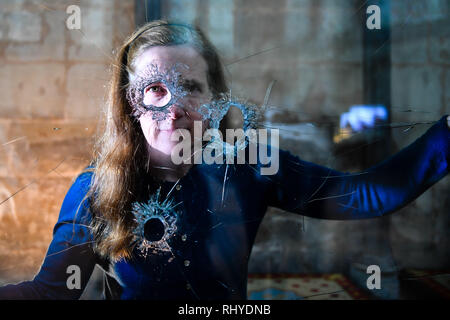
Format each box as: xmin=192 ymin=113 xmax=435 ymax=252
xmin=150 ymin=140 xmax=182 ymax=158
xmin=147 ymin=129 xmax=195 ymax=163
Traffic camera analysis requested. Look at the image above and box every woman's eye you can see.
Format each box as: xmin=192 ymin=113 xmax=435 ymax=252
xmin=149 ymin=86 xmax=162 ymax=93
xmin=142 ymin=83 xmax=172 ymax=108
xmin=145 ymin=84 xmax=167 ymax=96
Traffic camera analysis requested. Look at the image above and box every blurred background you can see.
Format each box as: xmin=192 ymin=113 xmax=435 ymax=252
xmin=0 ymin=0 xmax=448 ymax=299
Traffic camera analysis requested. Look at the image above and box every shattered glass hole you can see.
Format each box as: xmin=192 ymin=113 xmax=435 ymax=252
xmin=219 ymin=105 xmax=244 ymax=132
xmin=126 ymin=63 xmax=190 ymax=120
xmin=143 ymin=217 xmax=166 ymax=242
xmin=143 ymin=82 xmax=172 ymax=108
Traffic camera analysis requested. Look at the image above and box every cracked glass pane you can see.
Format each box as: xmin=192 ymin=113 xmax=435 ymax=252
xmin=0 ymin=0 xmax=448 ymax=301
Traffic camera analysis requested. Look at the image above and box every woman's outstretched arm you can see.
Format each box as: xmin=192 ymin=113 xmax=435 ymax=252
xmin=267 ymin=115 xmax=449 ymax=220
xmin=0 ymin=171 xmax=98 ymax=299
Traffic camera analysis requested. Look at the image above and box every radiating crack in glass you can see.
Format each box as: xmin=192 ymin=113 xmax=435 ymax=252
xmin=0 ymin=157 xmax=68 ymax=207
xmin=1 ymin=136 xmax=27 ymax=147
xmin=200 ymin=92 xmax=263 ymax=131
xmin=126 ymin=63 xmax=189 ymax=120
xmin=1 ymin=3 xmax=447 ymax=298
xmin=131 ymin=188 xmax=181 ymax=258
xmin=221 ymin=164 xmax=229 ymax=207
xmin=127 ymin=60 xmax=267 ymax=162
xmin=198 ymin=93 xmax=264 ymax=162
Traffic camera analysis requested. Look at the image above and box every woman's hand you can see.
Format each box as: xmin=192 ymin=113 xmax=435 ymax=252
xmin=447 ymin=115 xmax=450 ymax=129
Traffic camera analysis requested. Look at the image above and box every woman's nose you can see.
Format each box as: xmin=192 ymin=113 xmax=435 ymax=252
xmin=168 ymin=104 xmax=186 ymax=120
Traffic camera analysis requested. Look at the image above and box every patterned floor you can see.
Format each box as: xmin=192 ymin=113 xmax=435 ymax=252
xmin=399 ymin=269 xmax=450 ymax=299
xmin=247 ymin=274 xmax=369 ymax=300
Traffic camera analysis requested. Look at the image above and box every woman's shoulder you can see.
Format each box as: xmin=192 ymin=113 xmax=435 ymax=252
xmin=67 ymin=165 xmax=95 ymax=197
xmin=73 ymin=165 xmax=95 ymax=187
xmin=57 ymin=165 xmax=95 ymax=224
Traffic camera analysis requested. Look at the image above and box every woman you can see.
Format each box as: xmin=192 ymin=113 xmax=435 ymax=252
xmin=0 ymin=20 xmax=448 ymax=300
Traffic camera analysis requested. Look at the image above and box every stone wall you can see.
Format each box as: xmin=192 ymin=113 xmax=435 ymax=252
xmin=389 ymin=0 xmax=449 ymax=270
xmin=0 ymin=0 xmax=134 ymax=284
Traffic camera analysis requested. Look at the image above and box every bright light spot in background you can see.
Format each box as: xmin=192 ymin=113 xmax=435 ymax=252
xmin=340 ymin=105 xmax=388 ymax=132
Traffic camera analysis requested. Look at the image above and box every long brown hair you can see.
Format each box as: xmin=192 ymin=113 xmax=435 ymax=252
xmin=82 ymin=20 xmax=228 ymax=262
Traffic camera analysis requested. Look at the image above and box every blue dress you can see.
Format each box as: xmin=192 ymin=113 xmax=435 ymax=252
xmin=0 ymin=116 xmax=448 ymax=300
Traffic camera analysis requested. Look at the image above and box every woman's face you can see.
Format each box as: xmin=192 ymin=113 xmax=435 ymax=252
xmin=131 ymin=45 xmax=212 ymax=157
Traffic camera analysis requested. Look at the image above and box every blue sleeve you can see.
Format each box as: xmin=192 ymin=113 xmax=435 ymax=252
xmin=268 ymin=116 xmax=449 ymax=220
xmin=0 ymin=170 xmax=98 ymax=299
